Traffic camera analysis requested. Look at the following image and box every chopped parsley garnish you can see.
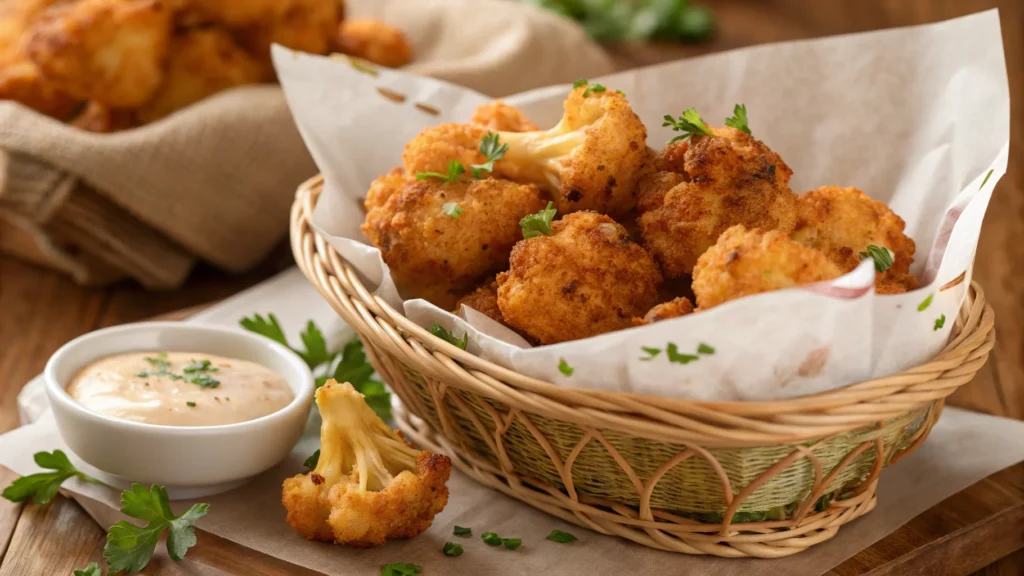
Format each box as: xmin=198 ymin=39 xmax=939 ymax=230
xmin=144 ymin=353 xmax=170 ymax=371
xmin=430 ymin=323 xmax=469 ymax=350
xmin=2 ymin=450 xmax=95 ymax=505
xmin=442 ymin=202 xmax=464 ymax=218
xmin=382 ymin=563 xmax=422 ymax=576
xmin=454 ymin=525 xmax=472 ymax=536
xmin=666 ymin=342 xmax=699 ymax=364
xmin=137 ymin=355 xmax=220 ymax=388
xmin=502 ymin=538 xmax=522 ymax=550
xmin=615 ymin=89 xmax=625 ymax=96
xmin=724 ymin=103 xmax=751 ymax=135
xmin=520 ymin=202 xmax=557 ymax=239
xmin=303 ymin=449 xmax=320 ymax=471
xmin=73 ymin=563 xmax=101 ymax=576
xmin=442 ymin=542 xmax=464 ymax=557
xmin=481 ymin=532 xmax=503 ymax=546
xmin=640 ymin=346 xmax=661 ymax=361
xmin=416 ymin=160 xmax=465 ymax=184
xmin=697 ymin=343 xmax=715 ymax=355
xmin=183 ymin=359 xmax=218 ymax=374
xmin=934 ymin=315 xmax=946 ymax=330
xmin=663 ymin=108 xmax=713 ymax=143
xmin=186 ymin=373 xmax=220 ymax=389
xmin=186 ymin=401 xmax=196 ymax=407
xmin=470 ymin=132 xmax=508 ymax=178
xmin=103 ymin=484 xmax=209 ymax=573
xmin=547 ymin=529 xmax=577 ymax=543
xmin=860 ymin=245 xmax=894 ymax=272
xmin=558 ymin=358 xmax=574 ymax=376
xmin=980 ymin=168 xmax=994 ymax=189
xmin=582 ymin=83 xmax=607 ymax=97
xmin=240 ymin=315 xmax=392 ymax=420
xmin=918 ymin=294 xmax=934 ymax=312
xmin=533 ymin=1 xmax=715 ymax=42
xmin=572 ymin=78 xmax=589 ymax=89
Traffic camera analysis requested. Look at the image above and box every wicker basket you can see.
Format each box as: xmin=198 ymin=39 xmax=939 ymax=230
xmin=290 ymin=175 xmax=995 ymax=558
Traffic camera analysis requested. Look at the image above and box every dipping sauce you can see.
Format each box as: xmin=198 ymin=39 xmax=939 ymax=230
xmin=67 ymin=352 xmax=294 ymax=427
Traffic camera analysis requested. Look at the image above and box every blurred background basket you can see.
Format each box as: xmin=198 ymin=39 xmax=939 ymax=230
xmin=290 ymin=175 xmax=995 ymax=558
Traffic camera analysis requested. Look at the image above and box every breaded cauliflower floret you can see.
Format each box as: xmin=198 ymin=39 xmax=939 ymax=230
xmin=632 ymin=296 xmax=694 ymax=326
xmin=692 ymin=225 xmax=842 ymax=309
xmin=470 ymin=101 xmax=538 ymax=132
xmin=362 ymin=175 xmax=546 ymax=309
xmin=454 ymin=277 xmax=504 ymax=324
xmin=0 ymin=0 xmax=80 ymax=119
xmin=235 ymin=0 xmax=340 ymax=66
xmin=282 ymin=381 xmax=451 ymax=547
xmin=336 ymin=18 xmax=413 ymax=68
xmin=497 ymin=211 xmax=662 ymax=344
xmin=25 ymin=0 xmax=171 ymax=107
xmin=637 ymin=126 xmax=799 ymax=278
xmin=791 ymin=186 xmax=917 ymax=287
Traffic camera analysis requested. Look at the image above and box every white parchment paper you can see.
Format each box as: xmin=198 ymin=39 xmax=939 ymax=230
xmin=274 ymin=10 xmax=1009 ymax=401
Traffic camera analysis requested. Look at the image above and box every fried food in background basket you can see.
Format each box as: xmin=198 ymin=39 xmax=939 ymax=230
xmin=0 ymin=0 xmax=413 ymax=131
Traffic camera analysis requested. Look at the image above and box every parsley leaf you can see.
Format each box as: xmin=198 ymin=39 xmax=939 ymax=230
xmin=103 ymin=484 xmax=209 ymax=573
xmin=442 ymin=202 xmax=464 ymax=218
xmin=382 ymin=563 xmax=422 ymax=576
xmin=934 ymin=315 xmax=946 ymax=331
xmin=502 ymin=537 xmax=522 ymax=550
xmin=666 ymin=343 xmax=699 ymax=364
xmin=73 ymin=563 xmax=101 ymax=576
xmin=144 ymin=353 xmax=170 ymax=371
xmin=442 ymin=542 xmax=464 ymax=556
xmin=239 ymin=313 xmax=289 ymax=348
xmin=299 ymin=321 xmax=335 ymax=368
xmin=640 ymin=346 xmax=661 ymax=361
xmin=186 ymin=401 xmax=196 ymax=407
xmin=918 ymin=294 xmax=934 ymax=311
xmin=185 ymin=373 xmax=220 ymax=389
xmin=697 ymin=343 xmax=715 ymax=355
xmin=303 ymin=449 xmax=320 ymax=471
xmin=416 ymin=160 xmax=465 ymax=184
xmin=2 ymin=450 xmax=94 ymax=505
xmin=980 ymin=168 xmax=994 ymax=189
xmin=573 ymin=78 xmax=588 ymax=89
xmin=582 ymin=83 xmax=607 ymax=97
xmin=430 ymin=323 xmax=468 ymax=350
xmin=558 ymin=358 xmax=574 ymax=376
xmin=547 ymin=529 xmax=577 ymax=543
xmin=860 ymin=245 xmax=894 ymax=272
xmin=331 ymin=338 xmax=391 ymax=420
xmin=663 ymin=108 xmax=713 ymax=143
xmin=182 ymin=359 xmax=218 ymax=374
xmin=724 ymin=103 xmax=751 ymax=135
xmin=520 ymin=201 xmax=557 ymax=239
xmin=470 ymin=132 xmax=508 ymax=178
xmin=481 ymin=532 xmax=503 ymax=546
xmin=454 ymin=525 xmax=472 ymax=536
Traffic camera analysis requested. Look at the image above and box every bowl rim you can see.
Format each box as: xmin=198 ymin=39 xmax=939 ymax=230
xmin=44 ymin=321 xmax=315 ymax=435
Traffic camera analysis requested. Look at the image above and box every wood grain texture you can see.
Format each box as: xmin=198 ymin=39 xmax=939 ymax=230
xmin=1 ymin=0 xmax=1022 ymax=574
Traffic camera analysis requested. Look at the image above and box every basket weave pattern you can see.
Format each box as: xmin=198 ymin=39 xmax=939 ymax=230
xmin=291 ymin=176 xmax=995 ymax=558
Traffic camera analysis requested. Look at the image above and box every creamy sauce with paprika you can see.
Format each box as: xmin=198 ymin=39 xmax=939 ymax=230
xmin=66 ymin=352 xmax=293 ymax=427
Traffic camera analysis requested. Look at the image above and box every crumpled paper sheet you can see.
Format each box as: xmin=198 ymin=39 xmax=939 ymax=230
xmin=274 ymin=10 xmax=1008 ymax=402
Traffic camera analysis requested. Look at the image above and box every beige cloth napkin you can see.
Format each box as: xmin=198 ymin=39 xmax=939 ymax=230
xmin=0 ymin=0 xmax=612 ymax=289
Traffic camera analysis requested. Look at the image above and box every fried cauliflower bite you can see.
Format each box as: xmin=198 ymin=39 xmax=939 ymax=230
xmin=136 ymin=28 xmax=265 ymax=123
xmin=454 ymin=277 xmax=504 ymax=324
xmin=282 ymin=381 xmax=451 ymax=546
xmin=470 ymin=101 xmax=538 ymax=132
xmin=791 ymin=186 xmax=917 ymax=286
xmin=70 ymin=100 xmax=136 ymax=132
xmin=691 ymin=225 xmax=843 ymax=310
xmin=168 ymin=0 xmax=290 ymax=27
xmin=362 ymin=175 xmax=547 ymax=310
xmin=24 ymin=0 xmax=171 ymax=107
xmin=632 ymin=296 xmax=694 ymax=326
xmin=497 ymin=211 xmax=662 ymax=344
xmin=235 ymin=0 xmax=340 ymax=67
xmin=336 ymin=18 xmax=412 ymax=69
xmin=0 ymin=0 xmax=79 ymax=118
xmin=637 ymin=126 xmax=799 ymax=278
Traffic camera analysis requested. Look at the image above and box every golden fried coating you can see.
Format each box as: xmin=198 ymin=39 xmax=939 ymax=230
xmin=70 ymin=100 xmax=136 ymax=132
xmin=25 ymin=0 xmax=170 ymax=107
xmin=0 ymin=0 xmax=79 ymax=118
xmin=637 ymin=126 xmax=799 ymax=278
xmin=364 ymin=166 xmax=405 ymax=213
xmin=169 ymin=0 xmax=290 ymax=27
xmin=692 ymin=225 xmax=842 ymax=310
xmin=470 ymin=101 xmax=538 ymax=132
xmin=282 ymin=381 xmax=451 ymax=547
xmin=632 ymin=296 xmax=694 ymax=326
xmin=362 ymin=175 xmax=547 ymax=310
xmin=401 ymin=122 xmax=491 ymax=177
xmin=136 ymin=28 xmax=265 ymax=123
xmin=497 ymin=211 xmax=662 ymax=344
xmin=336 ymin=18 xmax=412 ymax=69
xmin=235 ymin=0 xmax=340 ymax=67
xmin=454 ymin=277 xmax=504 ymax=323
xmin=791 ymin=186 xmax=917 ymax=286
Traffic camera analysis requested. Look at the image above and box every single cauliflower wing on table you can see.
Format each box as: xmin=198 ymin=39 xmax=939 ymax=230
xmin=282 ymin=381 xmax=451 ymax=547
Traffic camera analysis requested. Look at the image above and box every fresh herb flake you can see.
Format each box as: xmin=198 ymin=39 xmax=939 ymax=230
xmin=558 ymin=358 xmax=574 ymax=376
xmin=520 ymin=202 xmax=557 ymax=239
xmin=453 ymin=525 xmax=472 ymax=536
xmin=73 ymin=563 xmax=101 ymax=576
xmin=2 ymin=450 xmax=94 ymax=505
xmin=640 ymin=346 xmax=661 ymax=361
xmin=980 ymin=168 xmax=994 ymax=189
xmin=934 ymin=315 xmax=946 ymax=331
xmin=666 ymin=342 xmax=699 ymax=365
xmin=103 ymin=484 xmax=209 ymax=573
xmin=582 ymin=83 xmax=607 ymax=97
xmin=442 ymin=541 xmax=464 ymax=557
xmin=724 ymin=103 xmax=751 ymax=135
xmin=859 ymin=245 xmax=894 ymax=272
xmin=547 ymin=529 xmax=577 ymax=543
xmin=416 ymin=160 xmax=466 ymax=185
xmin=430 ymin=323 xmax=469 ymax=350
xmin=303 ymin=449 xmax=321 ymax=471
xmin=918 ymin=294 xmax=934 ymax=312
xmin=663 ymin=108 xmax=713 ymax=143
xmin=186 ymin=401 xmax=196 ymax=407
xmin=572 ymin=78 xmax=588 ymax=89
xmin=481 ymin=532 xmax=503 ymax=546
xmin=502 ymin=537 xmax=522 ymax=550
xmin=381 ymin=563 xmax=422 ymax=576
xmin=697 ymin=343 xmax=715 ymax=355
xmin=442 ymin=202 xmax=464 ymax=218
xmin=470 ymin=132 xmax=509 ymax=178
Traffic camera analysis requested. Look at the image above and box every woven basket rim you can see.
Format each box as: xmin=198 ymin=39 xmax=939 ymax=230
xmin=291 ymin=174 xmax=995 ymax=444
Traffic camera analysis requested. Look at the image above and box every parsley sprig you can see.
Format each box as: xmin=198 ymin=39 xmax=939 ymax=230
xmin=724 ymin=103 xmax=751 ymax=135
xmin=520 ymin=202 xmax=557 ymax=239
xmin=664 ymin=108 xmax=713 ymax=143
xmin=547 ymin=529 xmax=577 ymax=543
xmin=240 ymin=314 xmax=391 ymax=420
xmin=103 ymin=484 xmax=209 ymax=573
xmin=382 ymin=563 xmax=422 ymax=576
xmin=303 ymin=449 xmax=321 ymax=471
xmin=530 ymin=0 xmax=715 ymax=43
xmin=416 ymin=160 xmax=465 ymax=185
xmin=2 ymin=450 xmax=95 ymax=505
xmin=430 ymin=323 xmax=468 ymax=350
xmin=860 ymin=245 xmax=894 ymax=272
xmin=470 ymin=132 xmax=508 ymax=178
xmin=73 ymin=563 xmax=101 ymax=576
xmin=135 ymin=353 xmax=221 ymax=389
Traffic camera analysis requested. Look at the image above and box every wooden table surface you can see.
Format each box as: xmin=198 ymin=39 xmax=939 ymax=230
xmin=2 ymin=0 xmax=1023 ymax=574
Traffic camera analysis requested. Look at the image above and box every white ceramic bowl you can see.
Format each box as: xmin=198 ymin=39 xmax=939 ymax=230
xmin=45 ymin=322 xmax=315 ymax=499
